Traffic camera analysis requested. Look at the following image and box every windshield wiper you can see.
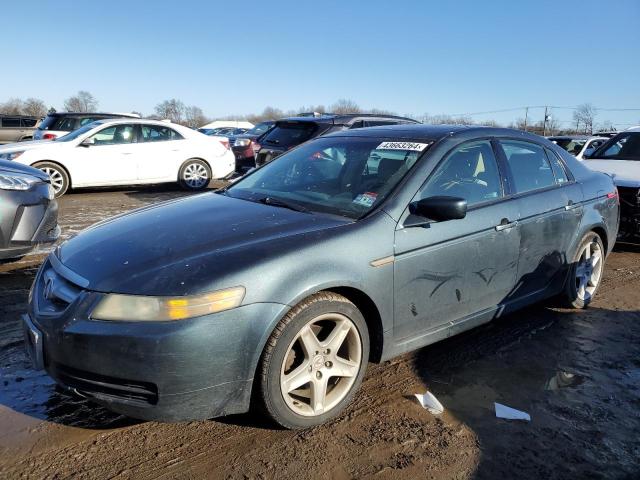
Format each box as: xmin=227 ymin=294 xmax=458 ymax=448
xmin=257 ymin=196 xmax=309 ymax=213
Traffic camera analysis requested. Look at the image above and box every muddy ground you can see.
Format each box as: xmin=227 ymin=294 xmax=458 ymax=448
xmin=0 ymin=185 xmax=639 ymax=479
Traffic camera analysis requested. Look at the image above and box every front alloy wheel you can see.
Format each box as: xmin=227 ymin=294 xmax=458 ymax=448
xmin=34 ymin=162 xmax=69 ymax=197
xmin=258 ymin=292 xmax=369 ymax=429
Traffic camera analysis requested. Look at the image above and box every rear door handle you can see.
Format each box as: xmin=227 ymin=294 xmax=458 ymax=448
xmin=495 ymin=219 xmax=518 ymax=231
xmin=565 ymin=202 xmax=580 ymax=211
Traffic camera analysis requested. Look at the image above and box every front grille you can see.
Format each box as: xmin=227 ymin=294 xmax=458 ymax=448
xmin=35 ymin=257 xmax=84 ymax=316
xmin=617 ymin=187 xmax=640 ymax=237
xmin=50 ymin=362 xmax=158 ymax=405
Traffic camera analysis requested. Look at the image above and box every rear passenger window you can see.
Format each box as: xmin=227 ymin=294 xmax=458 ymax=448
xmin=21 ymin=118 xmax=37 ymax=127
xmin=545 ymin=149 xmax=569 ymax=184
xmin=1 ymin=117 xmax=21 ymax=128
xmin=420 ymin=140 xmax=503 ymax=206
xmin=141 ymin=125 xmax=183 ymax=142
xmin=500 ymin=140 xmax=556 ymax=193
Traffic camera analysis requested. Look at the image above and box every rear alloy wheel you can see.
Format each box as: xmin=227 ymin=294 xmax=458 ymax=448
xmin=34 ymin=162 xmax=69 ymax=197
xmin=564 ymin=232 xmax=605 ymax=308
xmin=179 ymin=159 xmax=211 ymax=191
xmin=258 ymin=292 xmax=369 ymax=429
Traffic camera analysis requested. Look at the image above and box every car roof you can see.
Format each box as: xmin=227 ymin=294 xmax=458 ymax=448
xmin=277 ymin=113 xmax=419 ymax=125
xmin=46 ymin=112 xmax=140 ymax=118
xmin=625 ymin=126 xmax=640 ymax=132
xmin=89 ymin=118 xmax=183 ymax=128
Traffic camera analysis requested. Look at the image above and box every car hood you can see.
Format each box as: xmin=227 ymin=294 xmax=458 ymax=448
xmin=0 ymin=159 xmax=50 ymax=181
xmin=584 ymin=159 xmax=640 ymax=187
xmin=0 ymin=139 xmax=58 ymax=153
xmin=57 ymin=192 xmax=351 ymax=295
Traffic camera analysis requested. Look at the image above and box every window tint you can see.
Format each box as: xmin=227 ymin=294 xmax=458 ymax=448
xmin=364 ymin=120 xmax=396 ymax=127
xmin=545 ymin=149 xmax=568 ymax=184
xmin=501 ymin=140 xmax=556 ymax=193
xmin=88 ymin=124 xmax=136 ymax=145
xmin=141 ymin=125 xmax=183 ymax=142
xmin=79 ymin=117 xmax=99 ymax=127
xmin=420 ymin=140 xmax=502 ymax=206
xmin=21 ymin=118 xmax=37 ymax=127
xmin=1 ymin=117 xmax=21 ymax=128
xmin=349 ymin=120 xmax=364 ymax=129
xmin=54 ymin=117 xmax=78 ymax=131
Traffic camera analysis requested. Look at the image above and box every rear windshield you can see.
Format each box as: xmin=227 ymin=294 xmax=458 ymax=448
xmin=261 ymin=122 xmax=318 ymax=149
xmin=591 ymin=132 xmax=640 ymax=160
xmin=39 ymin=115 xmax=78 ymax=131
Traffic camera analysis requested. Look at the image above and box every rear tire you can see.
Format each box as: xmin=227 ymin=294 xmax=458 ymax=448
xmin=257 ymin=292 xmax=369 ymax=429
xmin=562 ymin=231 xmax=605 ymax=309
xmin=178 ymin=159 xmax=211 ymax=191
xmin=33 ymin=162 xmax=69 ymax=197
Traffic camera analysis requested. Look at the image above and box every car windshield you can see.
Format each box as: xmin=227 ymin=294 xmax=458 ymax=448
xmin=226 ymin=136 xmax=429 ymax=219
xmin=248 ymin=122 xmax=273 ymax=135
xmin=591 ymin=132 xmax=640 ymax=160
xmin=549 ymin=138 xmax=586 ymax=155
xmin=261 ymin=122 xmax=318 ymax=148
xmin=54 ymin=122 xmax=102 ymax=142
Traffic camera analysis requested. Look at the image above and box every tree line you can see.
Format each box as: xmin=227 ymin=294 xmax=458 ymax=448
xmin=0 ymin=92 xmax=623 ymax=135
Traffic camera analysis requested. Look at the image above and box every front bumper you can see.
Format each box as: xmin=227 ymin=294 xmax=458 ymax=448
xmin=24 ymin=259 xmax=288 ymax=421
xmin=0 ymin=183 xmax=59 ymax=260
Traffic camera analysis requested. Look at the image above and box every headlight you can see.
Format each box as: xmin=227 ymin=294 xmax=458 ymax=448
xmin=0 ymin=172 xmax=39 ymax=191
xmin=234 ymin=138 xmax=251 ymax=147
xmin=0 ymin=151 xmax=25 ymax=161
xmin=91 ymin=286 xmax=245 ymax=321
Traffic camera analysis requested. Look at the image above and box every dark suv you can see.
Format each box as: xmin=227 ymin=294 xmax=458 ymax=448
xmin=33 ymin=112 xmax=140 ymax=141
xmin=231 ymin=121 xmax=275 ymax=172
xmin=252 ymin=114 xmax=419 ymax=168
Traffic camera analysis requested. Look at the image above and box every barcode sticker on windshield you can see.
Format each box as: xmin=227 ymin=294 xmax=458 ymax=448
xmin=376 ymin=141 xmax=430 ymax=152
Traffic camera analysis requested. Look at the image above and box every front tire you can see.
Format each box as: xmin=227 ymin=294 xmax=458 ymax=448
xmin=563 ymin=231 xmax=605 ymax=308
xmin=178 ymin=159 xmax=211 ymax=191
xmin=33 ymin=162 xmax=69 ymax=197
xmin=258 ymin=292 xmax=369 ymax=429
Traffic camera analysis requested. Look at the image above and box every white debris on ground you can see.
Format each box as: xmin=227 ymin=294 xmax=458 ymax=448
xmin=494 ymin=402 xmax=531 ymax=421
xmin=414 ymin=391 xmax=444 ymax=415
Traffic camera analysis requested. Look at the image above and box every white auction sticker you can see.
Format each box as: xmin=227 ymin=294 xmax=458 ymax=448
xmin=376 ymin=141 xmax=430 ymax=152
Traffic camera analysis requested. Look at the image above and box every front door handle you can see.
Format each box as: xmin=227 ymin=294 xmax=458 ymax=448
xmin=565 ymin=201 xmax=580 ymax=211
xmin=495 ymin=218 xmax=518 ymax=231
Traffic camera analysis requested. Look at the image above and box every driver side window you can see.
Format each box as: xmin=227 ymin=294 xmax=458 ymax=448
xmin=88 ymin=124 xmax=136 ymax=146
xmin=419 ymin=140 xmax=503 ymax=206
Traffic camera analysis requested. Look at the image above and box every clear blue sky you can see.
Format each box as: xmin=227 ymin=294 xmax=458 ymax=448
xmin=2 ymin=0 xmax=639 ymax=128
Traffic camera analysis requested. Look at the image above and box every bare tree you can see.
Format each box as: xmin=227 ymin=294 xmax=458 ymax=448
xmin=23 ymin=98 xmax=47 ymax=117
xmin=0 ymin=98 xmax=24 ymax=115
xmin=330 ymin=99 xmax=361 ymax=114
xmin=154 ymin=99 xmax=185 ymax=123
xmin=184 ymin=105 xmax=208 ymax=128
xmin=64 ymin=91 xmax=98 ymax=112
xmin=572 ymin=103 xmax=597 ymax=134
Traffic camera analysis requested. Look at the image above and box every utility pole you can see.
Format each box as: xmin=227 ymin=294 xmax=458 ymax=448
xmin=524 ymin=107 xmax=528 ymax=131
xmin=542 ymin=106 xmax=549 ymax=136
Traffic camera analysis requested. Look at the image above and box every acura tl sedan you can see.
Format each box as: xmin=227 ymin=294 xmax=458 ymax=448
xmin=0 ymin=119 xmax=235 ymax=197
xmin=22 ymin=125 xmax=618 ymax=429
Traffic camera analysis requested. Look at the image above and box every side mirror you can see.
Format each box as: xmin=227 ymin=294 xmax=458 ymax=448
xmin=406 ymin=196 xmax=467 ymax=226
xmin=80 ymin=137 xmax=95 ymax=147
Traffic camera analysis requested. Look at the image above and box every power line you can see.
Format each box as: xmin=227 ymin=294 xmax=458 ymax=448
xmin=452 ymin=105 xmax=640 ymax=116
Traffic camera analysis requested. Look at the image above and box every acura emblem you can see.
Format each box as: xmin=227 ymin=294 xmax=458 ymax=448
xmin=43 ymin=277 xmax=55 ymax=300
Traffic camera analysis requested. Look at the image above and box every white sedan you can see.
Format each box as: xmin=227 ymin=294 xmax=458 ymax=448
xmin=0 ymin=119 xmax=235 ymax=197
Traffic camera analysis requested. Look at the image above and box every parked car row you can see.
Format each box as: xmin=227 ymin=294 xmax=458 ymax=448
xmin=547 ymin=135 xmax=608 ymax=160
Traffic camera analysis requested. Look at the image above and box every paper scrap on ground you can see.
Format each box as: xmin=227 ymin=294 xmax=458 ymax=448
xmin=414 ymin=391 xmax=444 ymax=414
xmin=494 ymin=402 xmax=531 ymax=421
